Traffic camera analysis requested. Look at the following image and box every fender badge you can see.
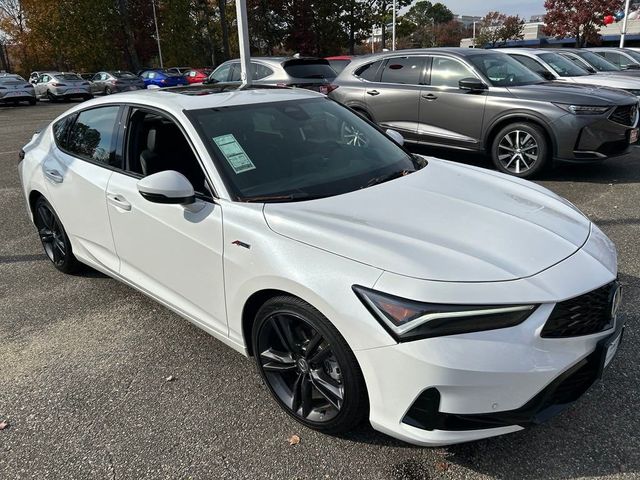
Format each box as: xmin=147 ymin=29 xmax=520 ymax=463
xmin=231 ymin=240 xmax=251 ymax=249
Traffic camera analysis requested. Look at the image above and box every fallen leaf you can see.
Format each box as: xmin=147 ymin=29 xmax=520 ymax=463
xmin=288 ymin=434 xmax=300 ymax=445
xmin=0 ymin=420 xmax=8 ymax=430
xmin=165 ymin=375 xmax=175 ymax=382
xmin=435 ymin=461 xmax=450 ymax=472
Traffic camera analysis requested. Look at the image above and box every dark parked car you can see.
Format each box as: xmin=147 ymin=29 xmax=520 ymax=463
xmin=91 ymin=71 xmax=146 ymax=94
xmin=589 ymin=48 xmax=640 ymax=70
xmin=139 ymin=69 xmax=188 ymax=88
xmin=329 ymin=48 xmax=639 ymax=177
xmin=206 ymin=57 xmax=337 ymax=92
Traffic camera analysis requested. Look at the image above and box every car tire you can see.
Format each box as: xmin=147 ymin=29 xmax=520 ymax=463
xmin=252 ymin=296 xmax=368 ymax=434
xmin=46 ymin=91 xmax=57 ymax=103
xmin=28 ymin=98 xmax=37 ymax=105
xmin=33 ymin=196 xmax=83 ymax=274
xmin=491 ymin=122 xmax=549 ymax=178
xmin=105 ymin=87 xmax=113 ymax=95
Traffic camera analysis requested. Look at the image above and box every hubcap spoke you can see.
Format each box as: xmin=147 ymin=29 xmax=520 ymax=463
xmin=499 ymin=130 xmax=538 ymax=173
xmin=270 ymin=316 xmax=299 ymax=355
xmin=300 ymin=374 xmax=313 ymax=417
xmin=309 ymin=345 xmax=332 ymax=366
xmin=310 ymin=370 xmax=343 ymax=410
xmin=260 ymin=348 xmax=297 ymax=372
xmin=304 ymin=333 xmax=323 ymax=360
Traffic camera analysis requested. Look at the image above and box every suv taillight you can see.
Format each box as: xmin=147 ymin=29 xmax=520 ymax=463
xmin=319 ymin=84 xmax=339 ymax=95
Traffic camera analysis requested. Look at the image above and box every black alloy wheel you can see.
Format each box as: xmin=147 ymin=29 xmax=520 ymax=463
xmin=34 ymin=197 xmax=82 ymax=274
xmin=253 ymin=296 xmax=368 ymax=434
xmin=46 ymin=90 xmax=57 ymax=103
xmin=105 ymin=87 xmax=113 ymax=95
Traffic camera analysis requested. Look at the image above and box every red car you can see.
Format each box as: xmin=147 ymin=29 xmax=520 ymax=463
xmin=325 ymin=55 xmax=352 ymax=75
xmin=185 ymin=68 xmax=213 ymax=84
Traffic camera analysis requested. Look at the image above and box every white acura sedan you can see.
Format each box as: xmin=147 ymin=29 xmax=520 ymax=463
xmin=18 ymin=85 xmax=623 ymax=446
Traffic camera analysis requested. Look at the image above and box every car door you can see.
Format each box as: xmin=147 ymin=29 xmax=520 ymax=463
xmin=105 ymin=106 xmax=227 ymax=335
xmin=41 ymin=105 xmax=123 ymax=271
xmin=417 ymin=55 xmax=486 ymax=149
xmin=35 ymin=74 xmax=49 ymax=97
xmin=364 ymin=56 xmax=426 ymax=140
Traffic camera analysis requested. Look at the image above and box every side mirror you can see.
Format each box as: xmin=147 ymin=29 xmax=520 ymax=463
xmin=137 ymin=170 xmax=195 ymax=205
xmin=459 ymin=77 xmax=488 ymax=91
xmin=541 ymin=71 xmax=556 ymax=81
xmin=385 ymin=129 xmax=404 ymax=146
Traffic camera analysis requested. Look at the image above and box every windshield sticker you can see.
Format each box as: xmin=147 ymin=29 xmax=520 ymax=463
xmin=213 ymin=134 xmax=256 ymax=174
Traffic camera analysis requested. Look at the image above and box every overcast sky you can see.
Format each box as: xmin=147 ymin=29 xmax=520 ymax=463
xmin=402 ymin=0 xmax=546 ymax=20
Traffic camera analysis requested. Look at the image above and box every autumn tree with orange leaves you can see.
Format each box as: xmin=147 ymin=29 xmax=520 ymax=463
xmin=544 ymin=0 xmax=624 ymax=47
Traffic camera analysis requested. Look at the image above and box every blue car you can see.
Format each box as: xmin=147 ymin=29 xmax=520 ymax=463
xmin=139 ymin=69 xmax=188 ymax=88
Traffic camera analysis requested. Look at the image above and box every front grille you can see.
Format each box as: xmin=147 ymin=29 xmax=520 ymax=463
xmin=541 ymin=282 xmax=617 ymax=338
xmin=609 ymin=104 xmax=638 ymax=126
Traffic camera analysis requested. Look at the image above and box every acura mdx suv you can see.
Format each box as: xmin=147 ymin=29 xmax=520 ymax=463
xmin=329 ymin=48 xmax=639 ymax=177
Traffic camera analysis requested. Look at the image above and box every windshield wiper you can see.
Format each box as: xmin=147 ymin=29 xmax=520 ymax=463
xmin=242 ymin=192 xmax=328 ymax=203
xmin=366 ymin=169 xmax=415 ymax=188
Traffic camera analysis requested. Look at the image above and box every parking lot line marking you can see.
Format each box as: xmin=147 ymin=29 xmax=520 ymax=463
xmin=0 ymin=150 xmax=19 ymax=156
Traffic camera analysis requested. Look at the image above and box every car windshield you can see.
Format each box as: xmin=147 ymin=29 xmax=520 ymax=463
xmin=113 ymin=71 xmax=137 ymax=79
xmin=621 ymin=49 xmax=640 ymax=63
xmin=327 ymin=59 xmax=351 ymax=74
xmin=187 ymin=97 xmax=421 ymax=201
xmin=467 ymin=53 xmax=545 ymax=86
xmin=574 ymin=51 xmax=620 ymax=71
xmin=55 ymin=74 xmax=82 ymax=81
xmin=539 ymin=53 xmax=590 ymax=77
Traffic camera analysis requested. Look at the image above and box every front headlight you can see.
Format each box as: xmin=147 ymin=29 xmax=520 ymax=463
xmin=353 ymin=286 xmax=537 ymax=342
xmin=553 ymin=103 xmax=611 ymax=115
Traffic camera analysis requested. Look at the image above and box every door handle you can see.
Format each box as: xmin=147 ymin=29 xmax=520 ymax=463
xmin=44 ymin=168 xmax=63 ymax=184
xmin=366 ymin=90 xmax=380 ymax=96
xmin=107 ymin=194 xmax=132 ymax=211
xmin=422 ymin=93 xmax=438 ymax=100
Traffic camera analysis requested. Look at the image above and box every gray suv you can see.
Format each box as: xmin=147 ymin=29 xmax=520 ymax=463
xmin=329 ymin=48 xmax=639 ymax=177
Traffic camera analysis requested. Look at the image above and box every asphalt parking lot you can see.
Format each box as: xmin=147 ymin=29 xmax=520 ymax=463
xmin=1 ymin=101 xmax=639 ymax=480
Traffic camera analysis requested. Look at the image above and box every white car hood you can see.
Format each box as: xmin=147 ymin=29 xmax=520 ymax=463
xmin=263 ymin=159 xmax=591 ymax=282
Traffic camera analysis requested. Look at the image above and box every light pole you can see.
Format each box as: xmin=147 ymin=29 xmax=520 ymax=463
xmin=620 ymin=0 xmax=632 ymax=48
xmin=392 ymin=0 xmax=397 ymax=51
xmin=473 ymin=21 xmax=477 ymax=48
xmin=152 ymin=0 xmax=164 ymax=68
xmin=235 ymin=0 xmax=252 ymax=86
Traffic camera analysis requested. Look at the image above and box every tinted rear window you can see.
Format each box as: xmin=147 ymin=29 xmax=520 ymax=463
xmin=283 ymin=61 xmax=336 ymax=80
xmin=113 ymin=72 xmax=137 ymax=79
xmin=380 ymin=57 xmax=425 ymax=85
xmin=55 ymin=74 xmax=82 ymax=81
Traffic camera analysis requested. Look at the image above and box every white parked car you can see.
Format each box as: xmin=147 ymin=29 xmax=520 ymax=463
xmin=501 ymin=48 xmax=640 ymax=96
xmin=33 ymin=72 xmax=93 ymax=102
xmin=18 ymin=86 xmax=623 ymax=446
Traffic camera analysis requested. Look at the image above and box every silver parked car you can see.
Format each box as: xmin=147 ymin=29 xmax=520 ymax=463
xmin=206 ymin=57 xmax=337 ymax=92
xmin=589 ymin=47 xmax=640 ymax=70
xmin=555 ymin=49 xmax=640 ymax=78
xmin=90 ymin=71 xmax=146 ymax=95
xmin=0 ymin=74 xmax=36 ymax=105
xmin=329 ymin=48 xmax=639 ymax=177
xmin=34 ymin=72 xmax=93 ymax=102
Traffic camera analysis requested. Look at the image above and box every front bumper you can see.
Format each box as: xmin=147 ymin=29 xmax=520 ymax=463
xmin=355 ymin=224 xmax=620 ymax=446
xmin=553 ymin=108 xmax=638 ymax=162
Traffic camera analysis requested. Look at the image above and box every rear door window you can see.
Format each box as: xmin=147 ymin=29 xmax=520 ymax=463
xmin=380 ymin=57 xmax=425 ymax=85
xmin=66 ymin=106 xmax=121 ymax=167
xmin=251 ymin=63 xmax=273 ymax=80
